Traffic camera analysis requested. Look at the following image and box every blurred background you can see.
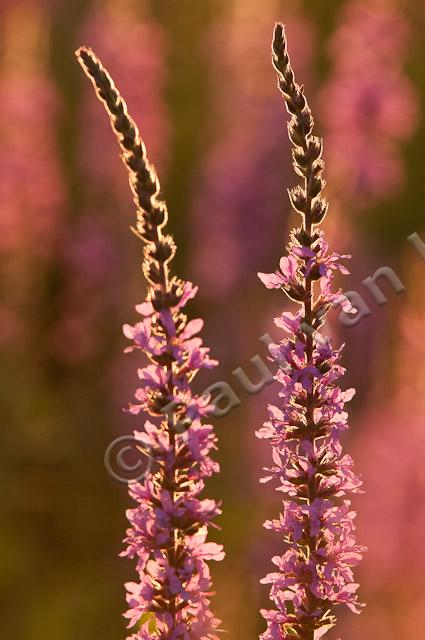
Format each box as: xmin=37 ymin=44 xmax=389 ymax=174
xmin=1 ymin=0 xmax=425 ymax=638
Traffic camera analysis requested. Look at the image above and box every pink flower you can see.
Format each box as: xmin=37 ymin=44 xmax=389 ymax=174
xmin=121 ymin=278 xmax=224 ymax=636
xmin=258 ymin=255 xmax=300 ymax=290
xmin=77 ymin=43 xmax=223 ymax=638
xmin=257 ymin=24 xmax=364 ymax=639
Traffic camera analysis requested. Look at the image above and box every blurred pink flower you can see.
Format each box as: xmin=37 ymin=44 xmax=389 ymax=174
xmin=354 ymin=407 xmax=425 ymax=587
xmin=0 ymin=3 xmax=65 ymax=350
xmin=50 ymin=0 xmax=170 ymax=365
xmin=191 ymin=2 xmax=316 ymax=297
xmin=337 ymin=255 xmax=425 ymax=639
xmin=319 ymin=0 xmax=420 ymax=207
xmin=328 ymin=1 xmax=410 ymax=70
xmin=0 ymin=75 xmax=63 ymax=258
xmin=49 ymin=217 xmax=120 ymax=363
xmin=324 ymin=74 xmax=418 ymax=141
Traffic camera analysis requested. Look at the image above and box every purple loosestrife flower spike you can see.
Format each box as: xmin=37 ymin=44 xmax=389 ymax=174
xmin=76 ymin=46 xmax=224 ymax=639
xmin=256 ymin=24 xmax=365 ymax=640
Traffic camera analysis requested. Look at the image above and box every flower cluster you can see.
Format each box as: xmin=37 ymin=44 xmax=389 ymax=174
xmin=0 ymin=3 xmax=64 ymax=348
xmin=256 ymin=24 xmax=365 ymax=640
xmin=319 ymin=0 xmax=419 ymax=206
xmin=76 ymin=47 xmax=224 ymax=639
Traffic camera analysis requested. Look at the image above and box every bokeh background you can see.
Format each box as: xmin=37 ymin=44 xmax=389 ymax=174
xmin=1 ymin=0 xmax=425 ymax=638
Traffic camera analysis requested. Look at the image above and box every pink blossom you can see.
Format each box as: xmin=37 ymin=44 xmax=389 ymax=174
xmin=76 ymin=42 xmax=223 ymax=638
xmin=257 ymin=24 xmax=365 ymax=639
xmin=121 ymin=279 xmax=224 ymax=637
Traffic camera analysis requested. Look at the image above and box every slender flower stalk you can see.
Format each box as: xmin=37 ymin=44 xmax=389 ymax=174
xmin=76 ymin=47 xmax=224 ymax=640
xmin=256 ymin=24 xmax=365 ymax=640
